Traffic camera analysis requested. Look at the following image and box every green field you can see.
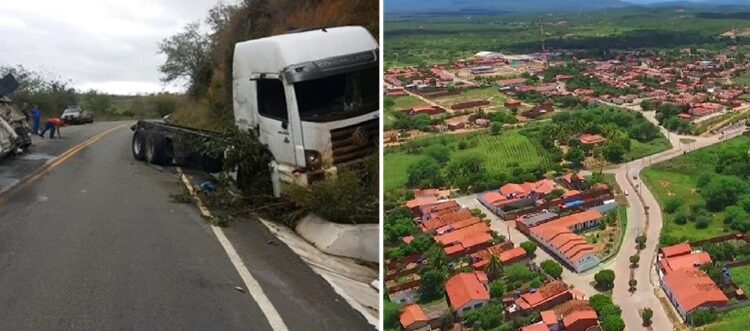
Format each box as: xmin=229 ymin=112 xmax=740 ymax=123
xmin=704 ymin=265 xmax=750 ymax=330
xmin=642 ymin=136 xmax=750 ymax=243
xmin=624 ymin=136 xmax=672 ymax=161
xmin=384 ymin=95 xmax=429 ymax=129
xmin=383 ymin=152 xmax=422 ymax=192
xmin=385 ymin=7 xmax=750 ymax=67
xmin=730 ymin=265 xmax=750 ymax=294
xmin=383 ymin=131 xmax=551 ymax=192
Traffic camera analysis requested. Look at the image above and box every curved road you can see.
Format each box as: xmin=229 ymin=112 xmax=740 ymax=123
xmin=605 ymin=121 xmax=748 ymax=330
xmin=0 ymin=121 xmax=373 ymax=330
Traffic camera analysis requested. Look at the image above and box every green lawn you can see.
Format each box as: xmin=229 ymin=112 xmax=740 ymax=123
xmin=383 ymin=152 xmax=423 ymax=192
xmin=624 ymin=136 xmax=672 ymax=161
xmin=384 ymin=95 xmax=430 ymax=130
xmin=730 ymin=265 xmax=750 ymax=294
xmin=383 ymin=130 xmax=551 ymax=192
xmin=705 ymin=265 xmax=750 ymax=330
xmin=452 ymin=132 xmax=551 ymax=175
xmin=642 ymin=136 xmax=750 ymax=243
xmin=433 ymin=86 xmax=509 ymax=110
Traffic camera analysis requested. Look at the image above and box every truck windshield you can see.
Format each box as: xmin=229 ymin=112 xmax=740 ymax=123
xmin=293 ymin=66 xmax=378 ymax=122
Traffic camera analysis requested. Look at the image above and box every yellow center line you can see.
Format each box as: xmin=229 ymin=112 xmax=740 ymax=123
xmin=0 ymin=123 xmax=131 ymax=204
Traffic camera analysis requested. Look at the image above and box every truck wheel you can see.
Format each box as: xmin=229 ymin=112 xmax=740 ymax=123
xmin=132 ymin=132 xmax=146 ymax=161
xmin=145 ymin=132 xmax=170 ymax=165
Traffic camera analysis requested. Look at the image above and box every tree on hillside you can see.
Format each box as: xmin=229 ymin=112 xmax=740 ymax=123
xmin=383 ymin=301 xmax=402 ymax=329
xmin=601 ymin=314 xmax=625 ymax=331
xmin=0 ymin=65 xmax=78 ymax=112
xmin=423 ymin=144 xmax=452 ymax=164
xmin=565 ymin=146 xmax=586 ymax=168
xmin=407 ymin=158 xmax=444 ymax=189
xmin=641 ymin=307 xmax=653 ymax=326
xmin=489 ymin=279 xmax=506 ymax=299
xmin=520 ymin=241 xmax=537 ymax=256
xmin=630 ymin=254 xmax=640 ymax=268
xmin=418 ymin=267 xmax=446 ymax=303
xmin=541 ymin=260 xmax=563 ymax=278
xmin=158 ymin=22 xmax=212 ymax=97
xmin=444 ymin=154 xmax=486 ymax=191
xmin=80 ymin=90 xmax=111 ymax=114
xmin=485 ymin=255 xmax=503 ymax=280
xmin=636 ymin=234 xmax=647 ymax=249
xmin=595 ymin=269 xmax=616 ymax=290
xmin=701 ymin=176 xmax=749 ymax=211
xmin=491 ymin=122 xmax=503 ymax=135
xmin=628 ymin=279 xmax=638 ymax=292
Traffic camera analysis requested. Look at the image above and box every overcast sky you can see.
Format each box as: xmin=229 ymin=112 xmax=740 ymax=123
xmin=0 ymin=0 xmax=236 ymax=95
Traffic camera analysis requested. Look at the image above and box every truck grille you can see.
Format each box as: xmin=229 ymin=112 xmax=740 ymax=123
xmin=330 ymin=118 xmax=378 ymax=165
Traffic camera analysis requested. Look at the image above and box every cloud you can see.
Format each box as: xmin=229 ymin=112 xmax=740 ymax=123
xmin=0 ymin=0 xmax=235 ymax=95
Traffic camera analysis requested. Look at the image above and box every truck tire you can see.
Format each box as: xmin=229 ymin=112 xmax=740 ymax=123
xmin=132 ymin=132 xmax=146 ymax=161
xmin=145 ymin=131 xmax=170 ymax=165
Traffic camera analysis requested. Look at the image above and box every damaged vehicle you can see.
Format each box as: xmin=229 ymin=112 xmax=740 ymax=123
xmin=131 ymin=26 xmax=379 ymax=197
xmin=0 ymin=74 xmax=32 ymax=159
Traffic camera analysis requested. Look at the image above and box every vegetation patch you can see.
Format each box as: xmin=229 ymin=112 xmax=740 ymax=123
xmin=642 ymin=136 xmax=750 ymax=245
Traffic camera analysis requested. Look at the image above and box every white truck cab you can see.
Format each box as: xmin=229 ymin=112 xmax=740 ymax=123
xmin=232 ymin=26 xmax=379 ymax=196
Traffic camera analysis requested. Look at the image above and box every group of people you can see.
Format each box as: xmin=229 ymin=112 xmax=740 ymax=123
xmin=26 ymin=106 xmax=63 ymax=139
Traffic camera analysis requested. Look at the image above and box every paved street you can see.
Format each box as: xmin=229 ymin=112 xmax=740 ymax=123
xmin=605 ymin=124 xmax=748 ymax=331
xmin=0 ymin=122 xmax=373 ymax=330
xmin=458 ymin=121 xmax=748 ymax=330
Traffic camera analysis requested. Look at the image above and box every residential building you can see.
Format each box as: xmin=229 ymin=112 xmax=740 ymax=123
xmin=658 ymin=243 xmax=730 ymax=321
xmin=528 ymin=210 xmax=603 ymax=272
xmin=399 ymin=304 xmax=430 ymax=331
xmin=513 ymin=280 xmax=572 ymax=313
xmin=445 ymin=271 xmax=490 ymax=317
xmin=663 ymin=269 xmax=728 ymax=321
xmin=579 ymin=134 xmax=606 ymax=146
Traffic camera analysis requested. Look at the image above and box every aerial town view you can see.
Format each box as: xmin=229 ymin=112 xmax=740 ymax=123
xmin=383 ymin=1 xmax=750 ymax=331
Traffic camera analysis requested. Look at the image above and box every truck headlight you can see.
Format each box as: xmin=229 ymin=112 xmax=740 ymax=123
xmin=305 ymin=150 xmax=322 ymax=170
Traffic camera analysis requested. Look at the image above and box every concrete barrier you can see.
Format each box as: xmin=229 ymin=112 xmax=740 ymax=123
xmin=295 ymin=214 xmax=379 ymax=263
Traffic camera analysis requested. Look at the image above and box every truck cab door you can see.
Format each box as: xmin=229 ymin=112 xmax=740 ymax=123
xmin=256 ymin=78 xmax=296 ymax=166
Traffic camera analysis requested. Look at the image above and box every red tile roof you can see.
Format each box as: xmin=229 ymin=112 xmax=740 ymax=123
xmin=520 ymin=324 xmax=550 ymax=331
xmin=406 ymin=197 xmax=438 ymax=209
xmin=541 ymin=310 xmax=557 ymax=326
xmin=563 ymin=309 xmax=599 ymax=331
xmin=516 ymin=280 xmax=569 ymax=310
xmin=422 ymin=209 xmax=474 ymax=232
xmin=445 ymin=272 xmax=490 ymax=310
xmin=661 ymin=251 xmax=712 ymax=274
xmin=661 ymin=243 xmax=692 ymax=258
xmin=549 ymin=210 xmax=603 ymax=230
xmin=580 ymin=133 xmax=606 ymax=145
xmin=664 ymin=269 xmax=728 ymax=314
xmin=436 ymin=216 xmax=481 ymax=234
xmin=400 ymin=304 xmax=428 ymax=329
xmin=499 ymin=247 xmax=528 ymax=264
xmin=434 ymin=223 xmax=491 ymax=246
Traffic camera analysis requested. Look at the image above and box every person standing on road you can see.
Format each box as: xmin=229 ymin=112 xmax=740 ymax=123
xmin=39 ymin=116 xmax=63 ymax=139
xmin=30 ymin=105 xmax=42 ymax=135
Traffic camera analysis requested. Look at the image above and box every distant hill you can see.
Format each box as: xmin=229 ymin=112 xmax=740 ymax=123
xmin=384 ymin=0 xmax=631 ymax=13
xmin=385 ymin=0 xmax=750 ymax=13
xmin=625 ymin=0 xmax=750 ymax=5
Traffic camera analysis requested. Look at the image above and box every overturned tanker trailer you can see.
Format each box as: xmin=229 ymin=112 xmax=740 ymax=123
xmin=0 ymin=74 xmax=32 ymax=159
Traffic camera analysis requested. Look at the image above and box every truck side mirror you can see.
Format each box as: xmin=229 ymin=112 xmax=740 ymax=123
xmin=281 ymin=121 xmax=288 ymax=130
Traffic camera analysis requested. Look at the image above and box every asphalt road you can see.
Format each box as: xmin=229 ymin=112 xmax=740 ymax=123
xmin=606 ymin=124 xmax=748 ymax=331
xmin=0 ymin=121 xmax=373 ymax=330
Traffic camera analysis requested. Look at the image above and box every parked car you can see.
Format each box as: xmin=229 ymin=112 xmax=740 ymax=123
xmin=61 ymin=106 xmax=94 ymax=124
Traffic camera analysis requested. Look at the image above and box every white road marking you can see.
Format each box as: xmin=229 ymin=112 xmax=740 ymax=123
xmin=176 ymin=167 xmax=289 ymax=331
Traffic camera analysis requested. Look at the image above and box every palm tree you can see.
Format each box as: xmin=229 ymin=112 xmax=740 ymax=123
xmin=485 ymin=255 xmax=503 ymax=280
